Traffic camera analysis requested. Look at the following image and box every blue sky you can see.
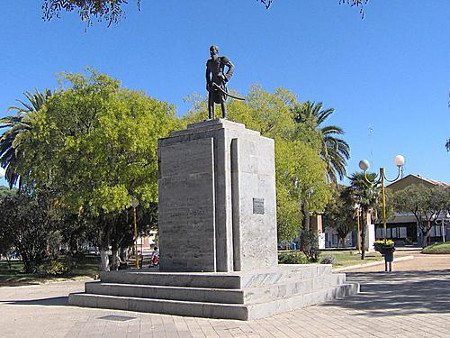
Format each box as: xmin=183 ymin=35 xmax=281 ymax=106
xmin=0 ymin=1 xmax=449 ymax=186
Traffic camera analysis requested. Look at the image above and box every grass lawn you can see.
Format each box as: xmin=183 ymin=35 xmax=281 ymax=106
xmin=278 ymin=250 xmax=384 ymax=269
xmin=422 ymin=242 xmax=450 ymax=254
xmin=0 ymin=255 xmax=101 ymax=286
xmin=321 ymin=250 xmax=383 ymax=269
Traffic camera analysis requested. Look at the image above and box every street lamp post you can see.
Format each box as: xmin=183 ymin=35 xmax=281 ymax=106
xmin=131 ymin=198 xmax=140 ymax=270
xmin=358 ymin=155 xmax=405 ymax=243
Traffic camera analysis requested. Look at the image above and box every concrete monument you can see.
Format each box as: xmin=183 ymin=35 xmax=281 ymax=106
xmin=69 ymin=119 xmax=358 ymax=320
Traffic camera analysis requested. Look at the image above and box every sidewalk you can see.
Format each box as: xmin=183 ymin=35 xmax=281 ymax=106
xmin=1 ymin=253 xmax=449 ymax=337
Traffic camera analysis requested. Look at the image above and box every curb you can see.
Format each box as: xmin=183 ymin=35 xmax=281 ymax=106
xmin=333 ymin=255 xmax=414 ymax=272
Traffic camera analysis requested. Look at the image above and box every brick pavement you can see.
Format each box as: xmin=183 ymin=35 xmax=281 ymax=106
xmin=1 ymin=253 xmax=449 ymax=337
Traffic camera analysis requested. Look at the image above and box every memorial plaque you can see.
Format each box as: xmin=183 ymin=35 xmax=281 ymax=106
xmin=253 ymin=198 xmax=265 ymax=215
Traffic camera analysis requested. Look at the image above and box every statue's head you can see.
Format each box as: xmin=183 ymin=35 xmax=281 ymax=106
xmin=210 ymin=45 xmax=219 ymax=57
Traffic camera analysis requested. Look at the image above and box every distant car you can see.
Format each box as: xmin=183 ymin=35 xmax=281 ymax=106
xmin=87 ymin=246 xmax=99 ymax=255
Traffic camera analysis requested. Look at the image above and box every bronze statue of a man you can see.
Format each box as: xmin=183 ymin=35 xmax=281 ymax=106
xmin=206 ymin=45 xmax=234 ymax=119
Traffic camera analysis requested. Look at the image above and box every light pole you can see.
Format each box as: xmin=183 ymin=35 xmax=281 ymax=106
xmin=358 ymin=155 xmax=405 ymax=243
xmin=131 ymin=198 xmax=140 ymax=270
xmin=354 ymin=203 xmax=361 ymax=252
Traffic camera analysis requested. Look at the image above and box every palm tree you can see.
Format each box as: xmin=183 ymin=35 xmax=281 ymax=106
xmin=0 ymin=89 xmax=51 ymax=189
xmin=348 ymin=172 xmax=381 ymax=259
xmin=295 ymin=101 xmax=350 ymax=183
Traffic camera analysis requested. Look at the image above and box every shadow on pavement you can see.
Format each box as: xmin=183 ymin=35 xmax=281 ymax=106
xmin=322 ymin=269 xmax=450 ymax=316
xmin=0 ymin=296 xmax=69 ymax=306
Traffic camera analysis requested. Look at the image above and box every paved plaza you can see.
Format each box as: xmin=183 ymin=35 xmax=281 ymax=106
xmin=1 ymin=252 xmax=449 ymax=337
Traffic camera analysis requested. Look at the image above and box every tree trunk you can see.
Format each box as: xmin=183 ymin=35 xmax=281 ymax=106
xmin=360 ymin=211 xmax=367 ymax=260
xmin=100 ymin=250 xmax=110 ymax=271
xmin=422 ymin=230 xmax=430 ymax=248
xmin=119 ymin=247 xmax=128 ymax=262
xmin=5 ymin=255 xmax=12 ymax=271
xmin=110 ymin=247 xmax=120 ymax=271
xmin=303 ymin=209 xmax=311 ymax=232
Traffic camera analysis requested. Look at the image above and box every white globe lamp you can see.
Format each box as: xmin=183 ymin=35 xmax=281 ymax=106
xmin=359 ymin=159 xmax=370 ymax=172
xmin=394 ymin=155 xmax=405 ymax=167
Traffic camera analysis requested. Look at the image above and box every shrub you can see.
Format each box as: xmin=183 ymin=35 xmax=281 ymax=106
xmin=300 ymin=230 xmax=321 ymax=262
xmin=320 ymin=255 xmax=336 ymax=265
xmin=44 ymin=260 xmax=70 ymax=276
xmin=278 ymin=252 xmax=309 ymax=264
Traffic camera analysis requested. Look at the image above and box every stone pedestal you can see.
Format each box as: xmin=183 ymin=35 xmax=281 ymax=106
xmin=69 ymin=119 xmax=358 ymax=320
xmin=158 ymin=119 xmax=277 ymax=272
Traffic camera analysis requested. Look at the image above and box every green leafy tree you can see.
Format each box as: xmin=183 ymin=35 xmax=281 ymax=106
xmin=348 ymin=172 xmax=380 ymax=259
xmin=0 ymin=89 xmax=51 ymax=189
xmin=323 ymin=186 xmax=356 ymax=247
xmin=17 ymin=70 xmax=179 ymax=270
xmin=0 ymin=194 xmax=56 ymax=273
xmin=294 ymin=101 xmax=350 ymax=183
xmin=392 ymin=185 xmax=448 ymax=247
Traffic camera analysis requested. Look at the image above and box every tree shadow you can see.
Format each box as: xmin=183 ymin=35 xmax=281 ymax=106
xmin=322 ymin=269 xmax=450 ymax=316
xmin=0 ymin=296 xmax=69 ymax=306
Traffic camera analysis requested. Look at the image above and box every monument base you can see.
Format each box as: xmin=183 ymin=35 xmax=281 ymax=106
xmin=69 ymin=265 xmax=358 ymax=320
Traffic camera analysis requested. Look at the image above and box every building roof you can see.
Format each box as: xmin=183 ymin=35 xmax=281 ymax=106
xmin=386 ymin=174 xmax=450 ymax=192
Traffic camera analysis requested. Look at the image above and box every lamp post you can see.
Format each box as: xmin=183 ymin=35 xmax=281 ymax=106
xmin=354 ymin=203 xmax=361 ymax=252
xmin=358 ymin=155 xmax=405 ymax=243
xmin=131 ymin=198 xmax=140 ymax=270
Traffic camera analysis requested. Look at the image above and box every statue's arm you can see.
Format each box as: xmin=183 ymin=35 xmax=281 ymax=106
xmin=206 ymin=62 xmax=212 ymax=89
xmin=223 ymin=58 xmax=234 ymax=82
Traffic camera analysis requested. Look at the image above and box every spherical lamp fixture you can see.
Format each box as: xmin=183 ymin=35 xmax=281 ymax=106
xmin=394 ymin=155 xmax=405 ymax=167
xmin=359 ymin=159 xmax=370 ymax=172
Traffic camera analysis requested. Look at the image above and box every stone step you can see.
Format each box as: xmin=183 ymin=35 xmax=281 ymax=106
xmin=246 ymin=282 xmax=360 ymax=320
xmin=85 ymin=282 xmax=245 ymax=304
xmin=69 ymin=293 xmax=249 ymax=320
xmin=100 ymin=265 xmax=335 ymax=289
xmin=69 ymin=282 xmax=359 ymax=320
xmin=87 ymin=273 xmax=346 ymax=305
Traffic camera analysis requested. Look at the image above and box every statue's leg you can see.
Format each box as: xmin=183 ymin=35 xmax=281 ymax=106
xmin=208 ymin=94 xmax=214 ymax=120
xmin=220 ymin=95 xmax=227 ymax=119
xmin=221 ymin=102 xmax=227 ymax=119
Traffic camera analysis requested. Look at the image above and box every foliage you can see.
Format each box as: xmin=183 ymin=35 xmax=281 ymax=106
xmin=422 ymin=242 xmax=450 ymax=254
xmin=184 ymin=86 xmax=332 ymax=242
xmin=373 ymin=239 xmax=395 ymax=254
xmin=392 ymin=185 xmax=448 ymax=247
xmin=0 ymin=194 xmax=56 ymax=273
xmin=320 ymin=254 xmax=336 ymax=265
xmin=294 ymin=101 xmax=350 ymax=183
xmin=41 ymin=0 xmax=367 ymax=26
xmin=299 ymin=229 xmax=320 ymax=262
xmin=0 ymin=89 xmax=51 ymax=189
xmin=348 ymin=172 xmax=381 ymax=259
xmin=18 ymin=70 xmax=179 ymax=214
xmin=44 ymin=260 xmax=71 ymax=276
xmin=12 ymin=70 xmax=176 ymax=270
xmin=339 ymin=0 xmax=369 ymax=17
xmin=278 ymin=251 xmax=308 ymax=264
xmin=323 ymin=186 xmax=355 ymax=247
xmin=0 ymin=186 xmax=17 ymax=200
